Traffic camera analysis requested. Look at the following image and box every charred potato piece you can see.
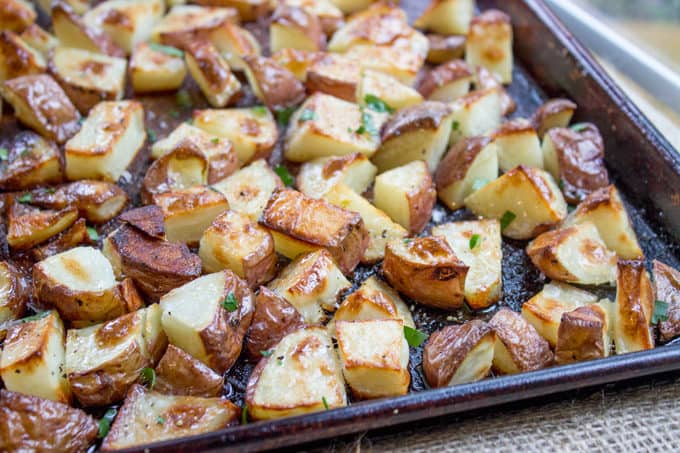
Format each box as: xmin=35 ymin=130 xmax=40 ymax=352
xmin=426 ymin=33 xmax=466 ymax=64
xmin=261 ymin=188 xmax=369 ymax=274
xmin=65 ymin=100 xmax=145 ymax=182
xmin=199 ymin=210 xmax=277 ymax=287
xmin=491 ymin=118 xmax=543 ymax=172
xmin=372 ymin=101 xmax=453 ymax=173
xmin=271 ymin=47 xmax=324 ymax=81
xmin=0 ymin=389 xmax=98 ymax=453
xmin=654 ymin=260 xmax=680 ymax=342
xmin=297 ymin=153 xmax=377 ymax=199
xmin=160 ymin=270 xmax=254 ymax=374
xmin=0 ymin=0 xmax=36 ymax=32
xmin=51 ymin=2 xmax=124 ymax=58
xmin=466 ymin=9 xmax=513 ymax=84
xmin=30 ymin=218 xmax=92 ymax=261
xmin=434 ymin=136 xmax=499 ymax=211
xmin=475 ymin=66 xmax=516 ymax=116
xmin=382 ymin=236 xmax=468 ymax=310
xmin=150 ymin=5 xmax=239 ymax=51
xmin=270 ymin=4 xmax=325 ymax=53
xmin=7 ymin=198 xmax=78 ymax=250
xmin=414 ymin=0 xmax=474 ymax=35
xmin=154 ymin=345 xmax=223 ymax=397
xmin=243 ymin=55 xmax=306 ymax=111
xmin=101 ymin=385 xmax=239 ymax=451
xmin=0 ymin=31 xmax=46 ymax=82
xmin=613 ymin=260 xmax=654 ymax=354
xmin=418 ymin=60 xmax=473 ymax=102
xmin=0 ymin=130 xmax=64 ymax=190
xmin=336 ymin=319 xmax=410 ymax=399
xmin=373 ymin=161 xmax=436 ymax=234
xmin=357 ymin=69 xmax=423 ymax=110
xmin=0 ymin=261 xmax=29 ymax=340
xmin=531 ymin=98 xmax=577 ymax=137
xmin=129 ymin=42 xmax=187 ymax=93
xmin=268 ymin=249 xmax=351 ymax=324
xmin=448 ymin=88 xmax=503 ymax=145
xmin=20 ymin=24 xmax=58 ymax=58
xmin=465 ymin=165 xmax=568 ymax=240
xmin=185 ymin=40 xmax=241 ymax=108
xmin=0 ymin=310 xmax=70 ymax=403
xmin=245 ymin=286 xmax=306 ymax=360
xmin=118 ymin=205 xmax=165 ymax=239
xmin=423 ymin=320 xmax=496 ymax=388
xmin=103 ymin=224 xmax=202 ymax=301
xmin=1 ymin=74 xmax=80 ymax=144
xmin=563 ymin=185 xmax=643 ymax=259
xmin=142 ymin=145 xmax=208 ymax=202
xmin=306 ymin=53 xmax=362 ymax=102
xmin=194 ymin=0 xmax=269 ymax=21
xmin=555 ymin=304 xmax=610 ymax=364
xmin=245 ymin=327 xmax=346 ymax=420
xmin=489 ymin=308 xmax=553 ymax=374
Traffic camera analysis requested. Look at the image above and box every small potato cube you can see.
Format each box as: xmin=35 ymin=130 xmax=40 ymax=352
xmin=268 ymin=249 xmax=351 ymax=323
xmin=271 ymin=47 xmax=324 ymax=81
xmin=382 ymin=236 xmax=468 ymax=310
xmin=654 ymin=260 xmax=680 ymax=342
xmin=245 ymin=327 xmax=346 ymax=420
xmin=65 ymin=100 xmax=145 ymax=182
xmin=0 ymin=261 xmax=29 ymax=341
xmin=0 ymin=0 xmax=36 ymax=32
xmin=344 ymin=42 xmax=427 ymax=89
xmin=160 ymin=270 xmax=254 ymax=373
xmin=357 ymin=69 xmax=423 ymax=110
xmin=193 ymin=108 xmax=278 ymax=163
xmin=0 ymin=131 xmax=63 ymax=190
xmin=531 ymin=98 xmax=577 ymax=138
xmin=527 ymin=222 xmax=617 ymax=285
xmin=326 ymin=4 xmax=407 ymax=53
xmin=434 ymin=136 xmax=499 ymax=211
xmin=142 ymin=146 xmax=209 ymax=202
xmin=521 ymin=281 xmax=598 ymax=347
xmin=154 ymin=345 xmax=223 ymax=397
xmin=0 ymin=311 xmax=70 ymax=403
xmin=101 ymin=385 xmax=239 ymax=451
xmin=284 ymin=92 xmax=385 ymax=162
xmin=475 ymin=66 xmax=516 ymax=115
xmin=20 ymin=24 xmax=58 ymax=58
xmin=426 ymin=33 xmax=466 ymax=64
xmin=129 ymin=42 xmax=187 ymax=93
xmin=199 ymin=210 xmax=277 ymax=287
xmin=1 ymin=74 xmax=80 ymax=144
xmin=7 ymin=199 xmax=78 ymax=250
xmin=261 ymin=188 xmax=369 ymax=274
xmin=448 ymin=88 xmax=503 ymax=145
xmin=418 ymin=60 xmax=474 ymax=102
xmin=243 ymin=55 xmax=306 ymax=111
xmin=211 ymin=159 xmax=283 ymax=220
xmin=373 ymin=161 xmax=436 ymax=234
xmin=284 ymin=0 xmax=344 ymax=35
xmin=151 ymin=5 xmax=239 ymax=51
xmin=270 ymin=4 xmax=325 ymax=53
xmin=563 ymin=185 xmax=643 ymax=259
xmin=0 ymin=31 xmax=46 ymax=82
xmin=372 ymin=101 xmax=454 ymax=172
xmin=555 ymin=304 xmax=610 ymax=364
xmin=214 ymin=23 xmax=261 ymax=71
xmin=297 ymin=153 xmax=377 ymax=199
xmin=423 ymin=320 xmax=496 ymax=388
xmin=489 ymin=308 xmax=553 ymax=374
xmin=306 ymin=53 xmax=362 ymax=102
xmin=185 ymin=40 xmax=241 ymax=108
xmin=52 ymin=2 xmax=124 ymax=57
xmin=613 ymin=260 xmax=654 ymax=354
xmin=464 ymin=165 xmax=567 ymax=240
xmin=30 ymin=218 xmax=91 ymax=262
xmin=491 ymin=118 xmax=543 ymax=172
xmin=194 ymin=0 xmax=269 ymax=21
xmin=466 ymin=9 xmax=513 ymax=84
xmin=49 ymin=47 xmax=127 ymax=115
xmin=414 ymin=0 xmax=474 ymax=35
xmin=336 ymin=319 xmax=409 ymax=399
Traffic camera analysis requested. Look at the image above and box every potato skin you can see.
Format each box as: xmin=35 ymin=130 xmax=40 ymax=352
xmin=0 ymin=131 xmax=64 ymax=191
xmin=0 ymin=389 xmax=98 ymax=453
xmin=30 ymin=218 xmax=92 ymax=261
xmin=475 ymin=66 xmax=516 ymax=115
xmin=435 ymin=136 xmax=492 ymax=190
xmin=0 ymin=260 xmax=30 ymax=330
xmin=654 ymin=260 xmax=680 ymax=342
xmin=118 ymin=205 xmax=165 ymax=239
xmin=490 ymin=308 xmax=553 ymax=373
xmin=555 ymin=305 xmax=607 ymax=364
xmin=155 ymin=345 xmax=224 ymax=398
xmin=531 ymin=98 xmax=577 ymax=137
xmin=244 ymin=55 xmax=306 ymax=111
xmin=418 ymin=59 xmax=472 ymax=98
xmin=381 ymin=101 xmax=452 ymax=143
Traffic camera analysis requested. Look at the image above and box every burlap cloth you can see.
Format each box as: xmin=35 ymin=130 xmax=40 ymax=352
xmin=306 ymin=372 xmax=680 ymax=452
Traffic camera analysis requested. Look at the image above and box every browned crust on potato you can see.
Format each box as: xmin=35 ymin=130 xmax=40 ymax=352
xmin=475 ymin=66 xmax=515 ymax=115
xmin=531 ymin=98 xmax=577 ymax=136
xmin=30 ymin=218 xmax=92 ymax=261
xmin=119 ymin=205 xmax=166 ymax=239
xmin=426 ymin=33 xmax=465 ymax=63
xmin=0 ymin=131 xmax=64 ymax=191
xmin=7 ymin=198 xmax=78 ymax=250
xmin=617 ymin=259 xmax=654 ymax=348
xmin=435 ymin=136 xmax=492 ymax=189
xmin=491 ymin=118 xmax=535 ymax=138
xmin=489 ymin=308 xmax=553 ymax=372
xmin=423 ymin=320 xmax=494 ymax=388
xmin=407 ymin=171 xmax=437 ymax=235
xmin=470 ymin=8 xmax=511 ymax=27
xmin=194 ymin=0 xmax=270 ymax=22
xmin=0 ymin=1 xmax=36 ymax=33
xmin=244 ymin=55 xmax=306 ymax=111
xmin=51 ymin=2 xmax=124 ymax=58
xmin=380 ymin=101 xmax=452 ymax=143
xmin=155 ymin=345 xmax=224 ymax=397
xmin=0 ymin=260 xmax=29 ymax=325
xmin=306 ymin=54 xmax=361 ymax=102
xmin=186 ymin=40 xmax=241 ymax=102
xmin=272 ymin=4 xmax=326 ymax=50
xmin=142 ymin=143 xmax=207 ymax=203
xmin=0 ymin=31 xmax=44 ymax=80
xmin=417 ymin=59 xmax=472 ymax=98
xmin=654 ymin=260 xmax=680 ymax=342
xmin=555 ymin=305 xmax=607 ymax=364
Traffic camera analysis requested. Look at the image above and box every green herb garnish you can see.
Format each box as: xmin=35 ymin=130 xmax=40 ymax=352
xmin=499 ymin=210 xmax=516 ymax=231
xmin=451 ymin=120 xmax=460 ymax=131
xmin=252 ymin=105 xmax=268 ymax=116
xmin=275 ymin=106 xmax=296 ymax=127
xmin=356 ymin=109 xmax=378 ymax=136
xmin=211 ymin=137 xmax=220 ymax=144
xmin=403 ymin=326 xmax=428 ymax=348
xmin=652 ymin=300 xmax=670 ymax=324
xmin=261 ymin=349 xmax=274 ymax=357
xmin=222 ymin=292 xmax=238 ymax=312
xmin=570 ymin=123 xmax=589 ymax=133
xmin=241 ymin=405 xmax=248 ymax=425
xmin=17 ymin=193 xmax=32 ymax=204
xmin=176 ymin=89 xmax=192 ymax=109
xmin=147 ymin=129 xmax=157 ymax=143
xmin=274 ymin=164 xmax=294 ymax=187
xmin=558 ymin=179 xmax=565 ymax=190
xmin=140 ymin=367 xmax=156 ymax=389
xmin=469 ymin=234 xmax=481 ymax=250
xmin=0 ymin=147 xmax=8 ymax=161
xmin=299 ymin=108 xmax=315 ymax=122
xmin=169 ymin=110 xmax=180 ymax=119
xmin=98 ymin=408 xmax=117 ymax=438
xmin=156 ymin=415 xmax=165 ymax=425
xmin=471 ymin=178 xmax=489 ymax=192
xmin=149 ymin=42 xmax=184 ymax=58
xmin=364 ymin=94 xmax=395 ymax=114
xmin=322 ymin=396 xmax=329 ymax=410
xmin=86 ymin=226 xmax=99 ymax=242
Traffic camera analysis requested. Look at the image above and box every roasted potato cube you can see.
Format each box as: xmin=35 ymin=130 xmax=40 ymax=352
xmin=531 ymin=98 xmax=577 ymax=138
xmin=129 ymin=42 xmax=187 ymax=93
xmin=336 ymin=319 xmax=409 ymax=399
xmin=0 ymin=389 xmax=98 ymax=453
xmin=527 ymin=222 xmax=617 ymax=285
xmin=151 ymin=5 xmax=239 ymax=51
xmin=214 ymin=22 xmax=261 ymax=71
xmin=357 ymin=69 xmax=423 ymax=110
xmin=613 ymin=260 xmax=654 ymax=354
xmin=284 ymin=92 xmax=385 ymax=162
xmin=154 ymin=345 xmax=223 ymax=397
xmin=199 ymin=210 xmax=277 ymax=287
xmin=0 ymin=130 xmax=63 ymax=190
xmin=555 ymin=304 xmax=610 ymax=364
xmin=563 ymin=185 xmax=643 ymax=259
xmin=243 ymin=55 xmax=306 ymax=111
xmin=261 ymin=188 xmax=369 ymax=274
xmin=306 ymin=53 xmax=362 ymax=102
xmin=423 ymin=320 xmax=496 ymax=388
xmin=0 ymin=0 xmax=36 ymax=32
xmin=271 ymin=47 xmax=324 ymax=81
xmin=372 ymin=101 xmax=454 ymax=172
xmin=1 ymin=74 xmax=80 ymax=144
xmin=194 ymin=0 xmax=269 ymax=21
xmin=193 ymin=108 xmax=278 ymax=163
xmin=426 ymin=33 xmax=466 ymax=64
xmin=268 ymin=249 xmax=351 ymax=323
xmin=30 ymin=218 xmax=91 ymax=262
xmin=382 ymin=236 xmax=468 ymax=310
xmin=491 ymin=118 xmax=543 ymax=172
xmin=418 ymin=60 xmax=473 ymax=102
xmin=521 ymin=281 xmax=598 ymax=347
xmin=653 ymin=260 xmax=680 ymax=342
xmin=48 ymin=47 xmax=127 ymax=115
xmin=270 ymin=4 xmax=325 ymax=53
xmin=414 ymin=0 xmax=473 ymax=35
xmin=489 ymin=308 xmax=553 ymax=374
xmin=432 ymin=220 xmax=502 ymax=310
xmin=33 ymin=246 xmax=142 ymax=324
xmin=448 ymin=88 xmax=503 ymax=145
xmin=245 ymin=327 xmax=346 ymax=420
xmin=245 ymin=286 xmax=306 ymax=360
xmin=434 ymin=136 xmax=499 ymax=211
xmin=52 ymin=2 xmax=124 ymax=57
xmin=185 ymin=40 xmax=241 ymax=108
xmin=373 ymin=161 xmax=436 ymax=234
xmin=65 ymin=100 xmax=145 ymax=182
xmin=475 ymin=66 xmax=516 ymax=115
xmin=297 ymin=153 xmax=377 ymax=199
xmin=211 ymin=159 xmax=283 ymax=220
xmin=101 ymin=385 xmax=239 ymax=451
xmin=465 ymin=165 xmax=567 ymax=240
xmin=0 ymin=31 xmax=46 ymax=82
xmin=0 ymin=261 xmax=29 ymax=340
xmin=284 ymin=0 xmax=344 ymax=35
xmin=83 ymin=0 xmax=164 ymax=54
xmin=542 ymin=124 xmax=609 ymax=203
xmin=153 ymin=186 xmax=229 ymax=245
xmin=142 ymin=146 xmax=209 ymax=202
xmin=103 ymin=224 xmax=202 ymax=301
xmin=326 ymin=3 xmax=406 ymax=52
xmin=343 ymin=41 xmax=427 ymax=89
xmin=160 ymin=270 xmax=254 ymax=373
xmin=20 ymin=24 xmax=58 ymax=58
xmin=7 ymin=198 xmax=78 ymax=250
xmin=466 ymin=9 xmax=513 ymax=84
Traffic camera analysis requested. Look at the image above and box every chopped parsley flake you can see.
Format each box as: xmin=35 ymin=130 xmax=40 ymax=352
xmin=451 ymin=120 xmax=460 ymax=131
xmin=500 ymin=210 xmax=516 ymax=231
xmin=241 ymin=405 xmax=248 ymax=425
xmin=0 ymin=147 xmax=8 ymax=160
xmin=211 ymin=137 xmax=220 ymax=144
xmin=403 ymin=326 xmax=428 ymax=348
xmin=570 ymin=123 xmax=589 ymax=132
xmin=652 ymin=300 xmax=670 ymax=324
xmin=147 ymin=129 xmax=157 ymax=143
xmin=299 ymin=108 xmax=315 ymax=122
xmin=176 ymin=89 xmax=192 ymax=109
xmin=98 ymin=408 xmax=117 ymax=438
xmin=252 ymin=106 xmax=268 ymax=116
xmin=364 ymin=94 xmax=395 ymax=114
xmin=149 ymin=42 xmax=184 ymax=58
xmin=261 ymin=349 xmax=274 ymax=357
xmin=469 ymin=234 xmax=481 ymax=249
xmin=156 ymin=415 xmax=165 ymax=425
xmin=275 ymin=106 xmax=296 ymax=127
xmin=274 ymin=164 xmax=294 ymax=187
xmin=140 ymin=367 xmax=156 ymax=390
xmin=86 ymin=226 xmax=99 ymax=242
xmin=222 ymin=292 xmax=239 ymax=312
xmin=322 ymin=396 xmax=329 ymax=410
xmin=17 ymin=193 xmax=32 ymax=204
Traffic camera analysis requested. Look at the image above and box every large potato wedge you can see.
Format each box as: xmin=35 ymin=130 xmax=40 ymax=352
xmin=491 ymin=118 xmax=543 ymax=172
xmin=555 ymin=304 xmax=610 ymax=364
xmin=612 ymin=260 xmax=654 ymax=354
xmin=154 ymin=345 xmax=223 ymax=397
xmin=51 ymin=2 xmax=124 ymax=57
xmin=0 ymin=130 xmax=63 ymax=191
xmin=129 ymin=42 xmax=187 ymax=93
xmin=414 ymin=0 xmax=474 ymax=35
xmin=270 ymin=4 xmax=325 ymax=53
xmin=489 ymin=308 xmax=553 ymax=374
xmin=653 ymin=260 xmax=680 ymax=342
xmin=466 ymin=9 xmax=513 ymax=84
xmin=296 ymin=153 xmax=377 ymax=199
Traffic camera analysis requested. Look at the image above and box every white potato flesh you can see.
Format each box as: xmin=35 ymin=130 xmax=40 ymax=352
xmin=20 ymin=25 xmax=58 ymax=59
xmin=185 ymin=42 xmax=241 ymax=108
xmin=36 ymin=246 xmax=116 ymax=293
xmin=357 ymin=69 xmax=423 ymax=110
xmin=414 ymin=0 xmax=474 ymax=35
xmin=612 ymin=261 xmax=654 ymax=354
xmin=150 ymin=5 xmax=239 ymax=48
xmin=449 ymin=333 xmax=496 ymax=385
xmin=449 ymin=88 xmax=503 ymax=145
xmin=0 ymin=31 xmax=46 ymax=82
xmin=130 ymin=42 xmax=187 ymax=93
xmin=492 ymin=119 xmax=543 ymax=172
xmin=466 ymin=10 xmax=513 ymax=84
xmin=270 ymin=18 xmax=322 ymax=53
xmin=297 ymin=153 xmax=377 ymax=199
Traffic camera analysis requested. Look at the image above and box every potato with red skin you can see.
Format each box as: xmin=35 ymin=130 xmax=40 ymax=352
xmin=306 ymin=53 xmax=361 ymax=102
xmin=185 ymin=40 xmax=241 ymax=108
xmin=555 ymin=304 xmax=609 ymax=364
xmin=531 ymin=98 xmax=577 ymax=137
xmin=612 ymin=260 xmax=654 ymax=354
xmin=154 ymin=345 xmax=224 ymax=398
xmin=418 ymin=60 xmax=473 ymax=102
xmin=7 ymin=197 xmax=78 ymax=250
xmin=426 ymin=34 xmax=465 ymax=64
xmin=0 ymin=131 xmax=64 ymax=191
xmin=142 ymin=145 xmax=208 ymax=204
xmin=653 ymin=260 xmax=680 ymax=342
xmin=489 ymin=308 xmax=553 ymax=374
xmin=0 ymin=260 xmax=30 ymax=340
xmin=270 ymin=4 xmax=326 ymax=53
xmin=0 ymin=30 xmax=46 ymax=82
xmin=243 ymin=55 xmax=306 ymax=111
xmin=51 ymin=1 xmax=125 ymax=58
xmin=475 ymin=66 xmax=516 ymax=116
xmin=30 ymin=218 xmax=92 ymax=261
xmin=118 ymin=205 xmax=165 ymax=239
